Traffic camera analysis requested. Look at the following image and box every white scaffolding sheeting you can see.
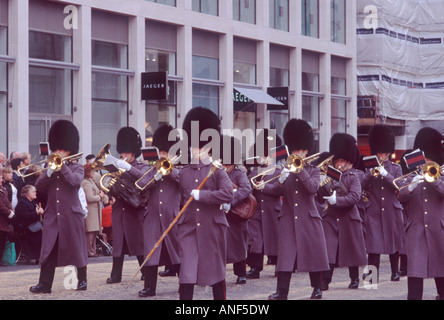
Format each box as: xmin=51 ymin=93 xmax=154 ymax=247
xmin=357 ymin=0 xmax=444 ymax=121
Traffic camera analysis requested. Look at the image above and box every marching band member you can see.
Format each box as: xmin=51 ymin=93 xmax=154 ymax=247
xmin=361 ymin=125 xmax=403 ymax=283
xmin=269 ymin=119 xmax=329 ymax=300
xmin=105 ymin=127 xmax=148 ymax=284
xmin=320 ymin=133 xmax=367 ymax=291
xmin=246 ymin=130 xmax=281 ymax=279
xmin=138 ymin=125 xmax=181 ymax=298
xmin=398 ymin=128 xmax=444 ymax=300
xmin=177 ymin=107 xmax=233 ymax=300
xmin=30 ymin=120 xmax=87 ymax=293
xmin=221 ymin=135 xmax=252 ymax=285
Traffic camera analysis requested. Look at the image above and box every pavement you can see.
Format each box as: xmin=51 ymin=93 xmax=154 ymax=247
xmin=0 ymin=254 xmax=440 ymax=301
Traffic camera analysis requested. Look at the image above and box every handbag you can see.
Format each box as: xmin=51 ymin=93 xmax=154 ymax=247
xmin=27 ymin=221 xmax=43 ymax=232
xmin=2 ymin=241 xmax=16 ymax=266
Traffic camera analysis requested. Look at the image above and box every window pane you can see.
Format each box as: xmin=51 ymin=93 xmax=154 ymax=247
xmin=145 ymin=104 xmax=177 ymax=146
xmin=270 ymin=111 xmax=289 ymax=142
xmin=92 ymin=40 xmax=128 ymax=69
xmin=302 ymin=96 xmax=320 ymax=153
xmin=193 ymin=0 xmax=218 ymax=16
xmin=270 ymin=0 xmax=289 ymax=31
xmin=29 ymin=30 xmax=72 ymax=62
xmin=29 ymin=66 xmax=72 ymax=115
xmin=0 ymin=26 xmax=6 ymax=55
xmin=146 ymin=0 xmax=176 ymax=6
xmin=302 ymin=72 xmax=319 ymax=91
xmin=233 ymin=62 xmax=256 ymax=84
xmin=192 ymin=83 xmax=219 ymax=116
xmin=0 ymin=93 xmax=6 ymax=153
xmin=92 ymin=100 xmax=128 ymax=156
xmin=233 ymin=0 xmax=255 ymax=24
xmin=331 ymin=99 xmax=347 ymax=134
xmin=331 ymin=77 xmax=346 ymax=95
xmin=193 ymin=56 xmax=219 ymax=80
xmin=146 ymin=49 xmax=176 ymax=75
xmin=331 ymin=0 xmax=346 ymax=44
xmin=302 ymin=0 xmax=319 ymax=38
xmin=92 ymin=73 xmax=128 ymax=101
xmin=270 ymin=67 xmax=289 ymax=87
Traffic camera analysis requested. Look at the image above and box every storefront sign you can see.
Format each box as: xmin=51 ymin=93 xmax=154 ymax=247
xmin=141 ymin=72 xmax=168 ymax=100
xmin=267 ymin=87 xmax=289 ymax=110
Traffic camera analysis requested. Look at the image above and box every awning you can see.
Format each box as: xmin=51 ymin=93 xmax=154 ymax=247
xmin=234 ymin=87 xmax=284 ymax=106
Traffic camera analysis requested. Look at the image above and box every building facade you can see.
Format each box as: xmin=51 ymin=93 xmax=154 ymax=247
xmin=0 ymin=0 xmax=357 ymax=159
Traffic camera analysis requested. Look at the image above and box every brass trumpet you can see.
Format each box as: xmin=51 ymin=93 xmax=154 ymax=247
xmin=371 ymin=154 xmax=391 ymax=177
xmin=134 ymin=154 xmax=181 ymax=191
xmin=317 ymin=155 xmax=335 ymax=187
xmin=393 ymin=161 xmax=443 ymax=191
xmin=17 ymin=152 xmax=83 ymax=178
xmin=250 ymin=153 xmax=321 ymax=188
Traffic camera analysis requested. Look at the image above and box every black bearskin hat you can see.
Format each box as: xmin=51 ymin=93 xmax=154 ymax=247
xmin=252 ymin=129 xmax=282 ymax=158
xmin=414 ymin=127 xmax=444 ymax=166
xmin=283 ymin=119 xmax=314 ymax=153
xmin=116 ymin=127 xmax=142 ymax=158
xmin=330 ymin=133 xmax=359 ymax=164
xmin=369 ymin=125 xmax=395 ymax=155
xmin=48 ymin=120 xmax=80 ymax=155
xmin=220 ymin=135 xmax=242 ymax=165
xmin=152 ymin=124 xmax=178 ymax=153
xmin=182 ymin=107 xmax=221 ymax=149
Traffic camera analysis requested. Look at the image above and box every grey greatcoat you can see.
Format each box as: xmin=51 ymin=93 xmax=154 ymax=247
xmin=321 ymin=169 xmax=367 ymax=268
xmin=398 ymin=176 xmax=444 ymax=279
xmin=361 ymin=160 xmax=404 ymax=254
xmin=141 ymin=166 xmax=181 ymax=267
xmin=247 ymin=167 xmax=282 ymax=256
xmin=177 ymin=161 xmax=233 ymax=286
xmin=111 ymin=159 xmax=149 ymax=258
xmin=272 ymin=165 xmax=330 ymax=273
xmin=226 ymin=166 xmax=252 ymax=264
xmin=36 ymin=163 xmax=88 ymax=268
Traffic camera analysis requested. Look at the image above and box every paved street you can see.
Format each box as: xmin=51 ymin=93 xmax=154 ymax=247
xmin=0 ymin=255 xmax=440 ymax=301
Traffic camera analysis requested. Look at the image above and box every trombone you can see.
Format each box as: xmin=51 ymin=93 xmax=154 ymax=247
xmin=134 ymin=154 xmax=181 ymax=191
xmin=250 ymin=153 xmax=321 ymax=188
xmin=17 ymin=152 xmax=84 ymax=178
xmin=393 ymin=161 xmax=444 ymax=191
xmin=372 ymin=154 xmax=391 ymax=177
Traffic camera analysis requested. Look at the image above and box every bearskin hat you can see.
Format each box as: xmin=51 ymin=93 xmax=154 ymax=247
xmin=182 ymin=107 xmax=221 ymax=150
xmin=283 ymin=119 xmax=314 ymax=153
xmin=152 ymin=124 xmax=178 ymax=153
xmin=369 ymin=125 xmax=395 ymax=155
xmin=48 ymin=120 xmax=80 ymax=155
xmin=220 ymin=135 xmax=243 ymax=165
xmin=116 ymin=127 xmax=142 ymax=158
xmin=330 ymin=133 xmax=359 ymax=164
xmin=414 ymin=127 xmax=444 ymax=166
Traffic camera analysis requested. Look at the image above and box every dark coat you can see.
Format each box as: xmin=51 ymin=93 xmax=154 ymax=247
xmin=361 ymin=161 xmax=404 ymax=254
xmin=272 ymin=165 xmax=330 ymax=273
xmin=111 ymin=159 xmax=148 ymax=258
xmin=398 ymin=176 xmax=444 ymax=278
xmin=35 ymin=162 xmax=87 ymax=268
xmin=141 ymin=166 xmax=181 ymax=267
xmin=0 ymin=186 xmax=12 ymax=233
xmin=247 ymin=167 xmax=281 ymax=256
xmin=321 ymin=169 xmax=367 ymax=267
xmin=177 ymin=161 xmax=233 ymax=286
xmin=226 ymin=167 xmax=252 ymax=264
xmin=14 ymin=197 xmax=42 ymax=259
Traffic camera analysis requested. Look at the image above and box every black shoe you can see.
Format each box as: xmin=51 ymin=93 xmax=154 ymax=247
xmin=158 ymin=269 xmax=177 ymax=277
xmin=106 ymin=275 xmax=122 ymax=284
xmin=236 ymin=276 xmax=247 ymax=284
xmin=391 ymin=272 xmax=400 ymax=282
xmin=310 ymin=288 xmax=322 ymax=300
xmin=246 ymin=268 xmax=260 ymax=279
xmin=348 ymin=279 xmax=359 ymax=289
xmin=77 ymin=280 xmax=87 ymax=291
xmin=268 ymin=291 xmax=288 ymax=300
xmin=362 ymin=272 xmax=373 ymax=284
xmin=29 ymin=283 xmax=51 ymax=294
xmin=138 ymin=287 xmax=156 ymax=297
xmin=399 ymin=270 xmax=407 ymax=277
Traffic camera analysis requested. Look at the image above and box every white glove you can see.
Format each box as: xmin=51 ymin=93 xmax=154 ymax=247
xmin=104 ymin=154 xmax=119 ymax=167
xmin=154 ymin=172 xmax=162 ymax=181
xmin=408 ymin=175 xmax=423 ymax=192
xmin=279 ymin=168 xmax=291 ymax=184
xmin=254 ymin=181 xmax=265 ymax=191
xmin=324 ymin=191 xmax=337 ymax=206
xmin=222 ymin=203 xmax=231 ymax=213
xmin=191 ymin=190 xmax=200 ymax=201
xmin=378 ymin=166 xmax=388 ymax=177
xmin=8 ymin=210 xmax=15 ymax=219
xmin=47 ymin=168 xmax=54 ymax=177
xmin=116 ymin=159 xmax=131 ymax=171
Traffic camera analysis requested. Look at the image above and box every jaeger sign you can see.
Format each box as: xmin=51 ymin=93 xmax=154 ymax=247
xmin=141 ymin=72 xmax=168 ymax=100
